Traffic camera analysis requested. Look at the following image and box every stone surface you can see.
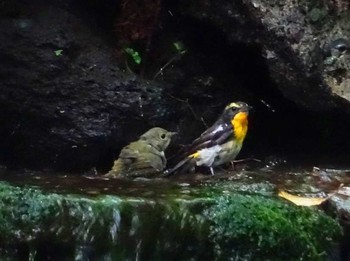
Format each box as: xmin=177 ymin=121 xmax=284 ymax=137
xmin=178 ymin=0 xmax=350 ymax=112
xmin=0 ymin=0 xmax=350 ymax=172
xmin=0 ymin=0 xmax=173 ymax=171
xmin=0 ymin=174 xmax=342 ymax=260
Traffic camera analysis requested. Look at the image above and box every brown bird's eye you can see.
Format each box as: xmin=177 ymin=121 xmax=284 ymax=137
xmin=160 ymin=133 xmax=166 ymax=139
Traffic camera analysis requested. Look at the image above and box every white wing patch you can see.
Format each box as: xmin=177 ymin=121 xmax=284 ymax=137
xmin=212 ymin=125 xmax=224 ymax=134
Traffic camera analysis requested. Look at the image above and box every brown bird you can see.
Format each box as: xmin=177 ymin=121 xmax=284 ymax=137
xmin=105 ymin=127 xmax=176 ymax=178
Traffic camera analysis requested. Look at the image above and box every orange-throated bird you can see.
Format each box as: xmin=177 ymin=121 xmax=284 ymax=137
xmin=164 ymin=102 xmax=251 ymax=176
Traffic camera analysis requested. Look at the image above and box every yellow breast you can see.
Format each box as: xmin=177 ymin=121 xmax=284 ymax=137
xmin=231 ymin=112 xmax=248 ymax=143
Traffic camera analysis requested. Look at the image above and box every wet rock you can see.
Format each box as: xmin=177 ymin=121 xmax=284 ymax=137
xmin=1 ymin=0 xmax=350 ymax=172
xmin=0 ymin=179 xmax=342 ymax=260
xmin=206 ymin=194 xmax=341 ymax=260
xmin=177 ymin=0 xmax=350 ymax=112
xmin=0 ymin=1 xmax=173 ymax=171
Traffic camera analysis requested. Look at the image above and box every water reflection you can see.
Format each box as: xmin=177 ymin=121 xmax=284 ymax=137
xmin=0 ymin=166 xmax=349 ymax=198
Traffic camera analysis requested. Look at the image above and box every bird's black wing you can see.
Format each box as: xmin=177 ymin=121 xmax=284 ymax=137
xmin=185 ymin=122 xmax=233 ymax=154
xmin=165 ymin=122 xmax=233 ymax=176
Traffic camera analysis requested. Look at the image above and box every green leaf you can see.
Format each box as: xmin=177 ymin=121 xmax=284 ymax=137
xmin=54 ymin=49 xmax=63 ymax=56
xmin=173 ymin=41 xmax=187 ymax=54
xmin=124 ymin=47 xmax=142 ymax=65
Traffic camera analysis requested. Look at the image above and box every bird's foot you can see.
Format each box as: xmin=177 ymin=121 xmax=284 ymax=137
xmin=229 ymin=157 xmax=261 ymax=170
xmin=210 ymin=167 xmax=215 ymax=176
xmin=163 ymin=169 xmax=173 ymax=177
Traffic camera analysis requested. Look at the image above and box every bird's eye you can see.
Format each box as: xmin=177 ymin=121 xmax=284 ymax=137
xmin=160 ymin=133 xmax=166 ymax=139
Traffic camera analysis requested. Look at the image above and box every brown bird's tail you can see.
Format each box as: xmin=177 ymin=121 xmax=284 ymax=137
xmin=105 ymin=159 xmax=161 ymax=178
xmin=164 ymin=156 xmax=195 ymax=176
xmin=104 ymin=159 xmax=125 ymax=177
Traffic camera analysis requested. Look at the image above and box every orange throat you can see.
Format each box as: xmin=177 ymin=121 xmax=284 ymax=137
xmin=231 ymin=112 xmax=248 ymax=143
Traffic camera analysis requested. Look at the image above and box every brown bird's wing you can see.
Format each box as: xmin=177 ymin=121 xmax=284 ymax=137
xmin=132 ymin=152 xmax=165 ymax=171
xmin=118 ymin=144 xmax=140 ymax=161
xmin=117 ymin=141 xmax=166 ymax=176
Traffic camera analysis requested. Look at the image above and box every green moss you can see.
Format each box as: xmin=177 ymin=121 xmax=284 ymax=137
xmin=205 ymin=194 xmax=342 ymax=260
xmin=0 ymin=182 xmax=213 ymax=260
xmin=0 ymin=181 xmax=342 ymax=260
xmin=0 ymin=181 xmax=123 ymax=245
xmin=307 ymin=8 xmax=328 ymax=23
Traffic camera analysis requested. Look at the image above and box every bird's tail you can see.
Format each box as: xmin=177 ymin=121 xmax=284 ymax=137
xmin=164 ymin=156 xmax=195 ymax=176
xmin=104 ymin=159 xmax=125 ymax=177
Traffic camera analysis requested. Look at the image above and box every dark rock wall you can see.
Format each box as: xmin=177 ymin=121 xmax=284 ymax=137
xmin=161 ymin=0 xmax=350 ymax=165
xmin=0 ymin=0 xmax=173 ymax=171
xmin=176 ymin=0 xmax=350 ymax=112
xmin=0 ymin=0 xmax=349 ymax=172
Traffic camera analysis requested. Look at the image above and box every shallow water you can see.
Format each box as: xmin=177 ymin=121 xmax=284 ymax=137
xmin=0 ymin=169 xmax=203 ymax=198
xmin=1 ymin=165 xmax=348 ymax=197
xmin=0 ymin=166 xmax=349 ymax=260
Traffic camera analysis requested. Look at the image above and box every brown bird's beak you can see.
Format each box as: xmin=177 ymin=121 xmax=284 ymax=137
xmin=241 ymin=105 xmax=253 ymax=113
xmin=170 ymin=132 xmax=177 ymax=137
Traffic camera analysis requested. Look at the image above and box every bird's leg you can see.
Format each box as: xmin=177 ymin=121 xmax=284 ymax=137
xmin=230 ymin=161 xmax=236 ymax=171
xmin=229 ymin=157 xmax=261 ymax=170
xmin=210 ymin=167 xmax=215 ymax=176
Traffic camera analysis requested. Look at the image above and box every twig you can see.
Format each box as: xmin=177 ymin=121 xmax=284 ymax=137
xmin=153 ymin=52 xmax=184 ymax=80
xmin=166 ymin=94 xmax=208 ymax=128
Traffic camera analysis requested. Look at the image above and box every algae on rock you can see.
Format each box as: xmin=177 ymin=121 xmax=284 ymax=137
xmin=0 ymin=181 xmax=342 ymax=260
xmin=205 ymin=194 xmax=342 ymax=260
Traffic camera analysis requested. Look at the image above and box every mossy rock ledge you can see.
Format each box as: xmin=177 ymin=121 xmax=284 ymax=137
xmin=0 ymin=181 xmax=341 ymax=260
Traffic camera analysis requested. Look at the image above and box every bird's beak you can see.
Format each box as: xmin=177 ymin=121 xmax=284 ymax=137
xmin=241 ymin=105 xmax=253 ymax=113
xmin=170 ymin=132 xmax=177 ymax=137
